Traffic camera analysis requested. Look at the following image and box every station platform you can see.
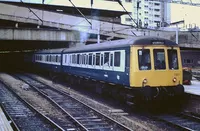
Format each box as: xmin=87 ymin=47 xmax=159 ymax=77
xmin=184 ymin=79 xmax=200 ymax=96
xmin=0 ymin=106 xmax=13 ymax=131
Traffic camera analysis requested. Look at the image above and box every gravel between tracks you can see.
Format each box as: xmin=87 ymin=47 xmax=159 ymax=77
xmin=27 ymin=73 xmax=171 ymax=131
xmin=0 ymin=73 xmax=73 ymax=128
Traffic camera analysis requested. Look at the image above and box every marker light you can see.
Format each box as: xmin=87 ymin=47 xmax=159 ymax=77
xmin=143 ymin=78 xmax=148 ymax=84
xmin=173 ymin=77 xmax=177 ymax=82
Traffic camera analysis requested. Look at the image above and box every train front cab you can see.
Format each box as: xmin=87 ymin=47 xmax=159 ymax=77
xmin=130 ymin=45 xmax=184 ymax=101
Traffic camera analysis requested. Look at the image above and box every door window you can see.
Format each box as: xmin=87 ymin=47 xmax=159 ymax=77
xmin=138 ymin=49 xmax=151 ymax=70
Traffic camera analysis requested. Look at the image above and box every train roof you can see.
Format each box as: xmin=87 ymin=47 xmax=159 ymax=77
xmin=35 ymin=48 xmax=65 ymax=54
xmin=36 ymin=37 xmax=178 ymax=54
xmin=63 ymin=37 xmax=178 ymax=53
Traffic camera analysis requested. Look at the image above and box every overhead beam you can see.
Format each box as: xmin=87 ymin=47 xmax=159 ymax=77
xmin=0 ymin=3 xmax=136 ymax=38
xmin=0 ymin=28 xmax=77 ymax=41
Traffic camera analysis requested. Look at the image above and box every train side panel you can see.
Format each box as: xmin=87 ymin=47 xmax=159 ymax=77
xmin=61 ymin=47 xmax=131 ymax=86
xmin=34 ymin=53 xmax=62 ymax=73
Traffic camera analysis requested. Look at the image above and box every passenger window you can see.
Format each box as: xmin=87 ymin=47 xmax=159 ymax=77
xmin=79 ymin=54 xmax=81 ymax=64
xmin=138 ymin=49 xmax=151 ymax=70
xmin=85 ymin=55 xmax=88 ymax=65
xmin=93 ymin=54 xmax=96 ymax=65
xmin=58 ymin=56 xmax=61 ymax=63
xmin=55 ymin=56 xmax=57 ymax=62
xmin=71 ymin=55 xmax=73 ymax=64
xmin=84 ymin=54 xmax=87 ymax=65
xmin=53 ymin=55 xmax=56 ymax=62
xmin=52 ymin=56 xmax=54 ymax=62
xmin=82 ymin=54 xmax=85 ymax=65
xmin=110 ymin=53 xmax=113 ymax=66
xmin=153 ymin=49 xmax=166 ymax=70
xmin=100 ymin=54 xmax=103 ymax=66
xmin=54 ymin=55 xmax=56 ymax=62
xmin=77 ymin=54 xmax=80 ymax=64
xmin=70 ymin=55 xmax=72 ymax=64
xmin=114 ymin=52 xmax=121 ymax=67
xmin=96 ymin=53 xmax=100 ymax=66
xmin=89 ymin=53 xmax=92 ymax=65
xmin=104 ymin=52 xmax=109 ymax=66
xmin=168 ymin=49 xmax=178 ymax=70
xmin=75 ymin=55 xmax=77 ymax=64
xmin=49 ymin=55 xmax=51 ymax=62
xmin=73 ymin=55 xmax=74 ymax=64
xmin=73 ymin=55 xmax=76 ymax=64
xmin=65 ymin=55 xmax=67 ymax=63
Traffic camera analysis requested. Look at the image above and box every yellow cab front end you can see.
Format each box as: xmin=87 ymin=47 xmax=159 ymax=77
xmin=129 ymin=45 xmax=184 ymax=100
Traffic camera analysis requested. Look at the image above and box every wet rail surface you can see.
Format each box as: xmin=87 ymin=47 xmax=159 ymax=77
xmin=0 ymin=81 xmax=62 ymax=131
xmin=154 ymin=112 xmax=200 ymax=131
xmin=15 ymin=74 xmax=132 ymax=131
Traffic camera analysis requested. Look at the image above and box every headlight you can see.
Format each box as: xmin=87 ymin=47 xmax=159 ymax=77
xmin=143 ymin=78 xmax=148 ymax=84
xmin=173 ymin=77 xmax=177 ymax=82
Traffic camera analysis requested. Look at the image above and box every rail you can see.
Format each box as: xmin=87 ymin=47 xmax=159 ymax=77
xmin=14 ymin=73 xmax=133 ymax=131
xmin=154 ymin=112 xmax=200 ymax=131
xmin=0 ymin=80 xmax=64 ymax=131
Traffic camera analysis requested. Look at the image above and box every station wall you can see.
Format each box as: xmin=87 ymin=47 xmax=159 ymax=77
xmin=181 ymin=50 xmax=200 ymax=68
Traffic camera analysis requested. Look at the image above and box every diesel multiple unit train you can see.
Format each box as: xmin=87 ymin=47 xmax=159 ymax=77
xmin=27 ymin=37 xmax=184 ymax=104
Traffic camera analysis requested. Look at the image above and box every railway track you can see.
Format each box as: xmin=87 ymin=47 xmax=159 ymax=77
xmin=193 ymin=75 xmax=200 ymax=81
xmin=154 ymin=112 xmax=200 ymax=131
xmin=14 ymin=74 xmax=132 ymax=131
xmin=5 ymin=73 xmax=96 ymax=131
xmin=0 ymin=81 xmax=63 ymax=131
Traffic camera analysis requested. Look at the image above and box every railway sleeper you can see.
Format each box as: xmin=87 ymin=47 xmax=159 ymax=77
xmin=74 ymin=116 xmax=98 ymax=120
xmin=86 ymin=126 xmax=113 ymax=130
xmin=78 ymin=119 xmax=102 ymax=122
